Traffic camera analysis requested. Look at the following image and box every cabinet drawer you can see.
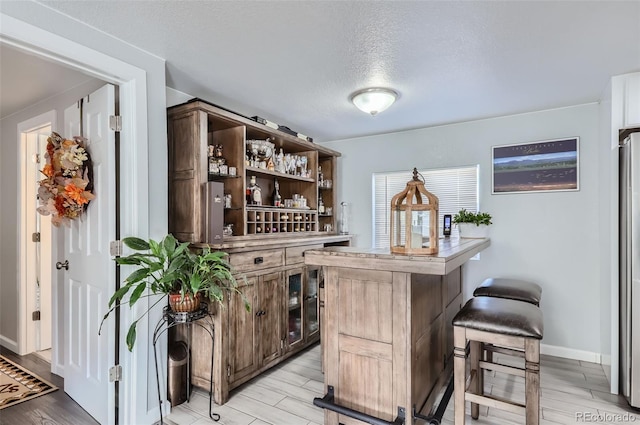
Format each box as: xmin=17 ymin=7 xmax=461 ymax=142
xmin=229 ymin=249 xmax=284 ymax=273
xmin=285 ymin=244 xmax=324 ymax=265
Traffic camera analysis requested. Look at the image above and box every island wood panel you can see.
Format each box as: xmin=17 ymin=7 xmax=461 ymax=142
xmin=337 ymin=268 xmax=393 ymax=343
xmin=444 ymin=267 xmax=463 ymax=367
xmin=306 ymin=239 xmax=489 ymax=425
xmin=323 ymin=267 xmax=410 ymax=425
xmin=410 ymin=273 xmax=445 ymax=409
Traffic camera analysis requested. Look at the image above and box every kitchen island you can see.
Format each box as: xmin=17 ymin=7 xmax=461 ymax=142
xmin=305 ymin=237 xmax=490 ymax=425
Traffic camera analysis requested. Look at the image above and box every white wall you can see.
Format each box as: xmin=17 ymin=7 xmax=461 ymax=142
xmin=322 ymin=103 xmax=605 ymax=358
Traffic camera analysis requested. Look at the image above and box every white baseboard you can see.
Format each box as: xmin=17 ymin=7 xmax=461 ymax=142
xmin=541 ymin=343 xmax=602 ymax=364
xmin=0 ymin=335 xmax=19 ymax=354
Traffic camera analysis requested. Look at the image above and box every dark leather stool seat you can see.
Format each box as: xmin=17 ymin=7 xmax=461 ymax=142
xmin=453 ymin=297 xmax=544 ymax=339
xmin=452 ymin=297 xmax=543 ymax=425
xmin=473 ymin=277 xmax=542 ymax=306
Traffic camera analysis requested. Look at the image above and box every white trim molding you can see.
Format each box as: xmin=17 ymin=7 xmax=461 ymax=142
xmin=541 ymin=343 xmax=602 ymax=364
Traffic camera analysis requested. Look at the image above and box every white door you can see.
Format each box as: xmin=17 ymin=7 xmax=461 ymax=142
xmin=63 ymin=84 xmax=116 ymax=424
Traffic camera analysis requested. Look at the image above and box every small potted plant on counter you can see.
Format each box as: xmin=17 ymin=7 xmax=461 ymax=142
xmin=453 ymin=208 xmax=492 ymax=238
xmin=99 ymin=234 xmax=249 ymax=351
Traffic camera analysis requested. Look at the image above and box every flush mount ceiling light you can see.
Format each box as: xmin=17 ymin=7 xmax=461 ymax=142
xmin=350 ymin=87 xmax=398 ymax=116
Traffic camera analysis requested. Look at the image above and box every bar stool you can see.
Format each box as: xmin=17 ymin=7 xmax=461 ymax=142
xmin=452 ymin=297 xmax=543 ymax=425
xmin=473 ymin=277 xmax=542 ymax=306
xmin=474 ymin=278 xmax=542 ymax=364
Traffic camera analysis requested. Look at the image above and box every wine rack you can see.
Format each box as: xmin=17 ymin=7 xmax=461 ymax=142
xmin=246 ymin=207 xmax=317 ymax=235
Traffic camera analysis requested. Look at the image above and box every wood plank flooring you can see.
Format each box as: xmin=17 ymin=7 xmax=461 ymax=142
xmin=0 ymin=346 xmax=98 ymax=425
xmin=2 ymin=343 xmax=638 ymax=425
xmin=168 ymin=344 xmax=640 ymax=425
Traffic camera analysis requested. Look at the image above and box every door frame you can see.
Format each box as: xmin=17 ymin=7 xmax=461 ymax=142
xmin=1 ymin=13 xmax=151 ymax=425
xmin=17 ymin=110 xmax=56 ymax=361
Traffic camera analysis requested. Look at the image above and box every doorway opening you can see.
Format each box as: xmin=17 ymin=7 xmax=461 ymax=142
xmin=18 ymin=111 xmax=55 ymax=363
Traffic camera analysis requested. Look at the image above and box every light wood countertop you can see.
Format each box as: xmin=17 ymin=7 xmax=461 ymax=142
xmin=305 ymin=237 xmax=490 ymax=275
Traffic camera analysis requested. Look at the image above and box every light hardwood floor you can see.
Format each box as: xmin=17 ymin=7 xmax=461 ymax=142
xmin=167 ymin=344 xmax=640 ymax=425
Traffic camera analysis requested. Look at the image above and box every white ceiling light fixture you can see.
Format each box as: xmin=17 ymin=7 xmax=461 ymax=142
xmin=350 ymin=87 xmax=398 ymax=116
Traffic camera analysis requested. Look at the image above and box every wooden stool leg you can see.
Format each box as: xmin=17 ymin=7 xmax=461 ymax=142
xmin=470 ymin=341 xmax=481 ymax=419
xmin=485 ymin=344 xmax=493 ymax=364
xmin=454 ymin=326 xmax=467 ymax=425
xmin=524 ymin=339 xmax=540 ymax=425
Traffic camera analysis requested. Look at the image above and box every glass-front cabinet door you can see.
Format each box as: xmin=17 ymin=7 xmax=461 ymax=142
xmin=286 ymin=269 xmax=304 ymax=348
xmin=305 ymin=267 xmax=320 ymax=341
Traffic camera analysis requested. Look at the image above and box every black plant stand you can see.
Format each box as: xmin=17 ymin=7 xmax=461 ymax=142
xmin=152 ymin=303 xmax=219 ymax=424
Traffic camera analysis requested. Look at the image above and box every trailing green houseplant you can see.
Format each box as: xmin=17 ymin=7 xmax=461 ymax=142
xmin=99 ymin=234 xmax=249 ymax=351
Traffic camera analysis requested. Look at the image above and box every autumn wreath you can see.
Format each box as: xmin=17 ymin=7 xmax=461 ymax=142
xmin=37 ymin=132 xmax=95 ymax=227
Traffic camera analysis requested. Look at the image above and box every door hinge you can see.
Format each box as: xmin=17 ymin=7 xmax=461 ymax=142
xmin=32 ymin=311 xmax=41 ymax=321
xmin=227 ymin=365 xmax=231 ymax=378
xmin=109 ymin=115 xmax=122 ymax=132
xmin=110 ymin=240 xmax=123 ymax=257
xmin=109 ymin=365 xmax=122 ymax=382
xmin=32 ymin=232 xmax=41 ymax=242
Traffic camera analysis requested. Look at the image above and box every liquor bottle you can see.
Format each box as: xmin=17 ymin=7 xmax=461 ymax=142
xmin=273 ymin=178 xmax=282 ymax=207
xmin=318 ymin=193 xmax=325 ymax=214
xmin=252 ymin=176 xmax=262 ymax=206
xmin=318 ymin=166 xmax=324 ymax=186
xmin=246 ymin=175 xmax=257 ymax=205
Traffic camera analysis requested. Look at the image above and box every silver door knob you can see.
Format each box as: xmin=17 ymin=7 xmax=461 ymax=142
xmin=56 ymin=260 xmax=69 ymax=270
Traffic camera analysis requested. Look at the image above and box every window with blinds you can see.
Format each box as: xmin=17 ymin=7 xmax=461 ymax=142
xmin=372 ymin=165 xmax=479 ymax=249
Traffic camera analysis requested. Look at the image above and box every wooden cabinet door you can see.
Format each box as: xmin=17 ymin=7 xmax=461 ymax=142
xmin=228 ymin=276 xmax=259 ymax=384
xmin=258 ymin=271 xmax=283 ymax=366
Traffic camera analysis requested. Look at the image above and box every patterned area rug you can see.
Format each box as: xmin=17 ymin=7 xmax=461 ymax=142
xmin=0 ymin=355 xmax=58 ymax=409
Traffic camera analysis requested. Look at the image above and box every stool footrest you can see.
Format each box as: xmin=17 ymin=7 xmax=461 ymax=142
xmin=465 ymin=392 xmax=526 ymax=415
xmin=485 ymin=344 xmax=525 ymax=358
xmin=479 ymin=361 xmax=526 ymax=378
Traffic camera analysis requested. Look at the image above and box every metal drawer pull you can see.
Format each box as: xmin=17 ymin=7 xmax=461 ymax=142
xmin=254 ymin=257 xmax=264 ymax=264
xmin=313 ymin=386 xmax=405 ymax=425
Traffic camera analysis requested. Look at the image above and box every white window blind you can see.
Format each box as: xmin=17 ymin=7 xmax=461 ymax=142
xmin=373 ymin=165 xmax=479 ymax=249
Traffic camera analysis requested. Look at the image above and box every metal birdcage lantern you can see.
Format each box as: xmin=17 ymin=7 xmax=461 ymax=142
xmin=390 ymin=168 xmax=439 ymax=255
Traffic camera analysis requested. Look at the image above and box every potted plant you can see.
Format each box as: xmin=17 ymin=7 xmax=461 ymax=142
xmin=100 ymin=234 xmax=249 ymax=351
xmin=452 ymin=208 xmax=492 ymax=238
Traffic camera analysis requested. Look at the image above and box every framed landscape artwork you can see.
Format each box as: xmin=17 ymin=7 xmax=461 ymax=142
xmin=492 ymin=137 xmax=579 ymax=194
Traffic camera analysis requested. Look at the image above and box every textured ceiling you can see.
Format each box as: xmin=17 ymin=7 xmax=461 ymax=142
xmin=6 ymin=1 xmax=640 ymax=141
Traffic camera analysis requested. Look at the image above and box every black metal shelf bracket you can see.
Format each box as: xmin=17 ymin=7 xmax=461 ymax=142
xmin=313 ymin=385 xmax=405 ymax=425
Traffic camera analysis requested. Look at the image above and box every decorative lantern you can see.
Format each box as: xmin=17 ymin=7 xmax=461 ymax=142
xmin=390 ymin=168 xmax=439 ymax=255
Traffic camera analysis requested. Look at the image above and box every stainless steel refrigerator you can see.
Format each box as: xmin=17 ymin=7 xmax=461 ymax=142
xmin=619 ymin=128 xmax=640 ymax=407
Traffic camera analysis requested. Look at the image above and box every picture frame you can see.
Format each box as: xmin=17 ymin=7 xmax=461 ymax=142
xmin=492 ymin=137 xmax=579 ymax=194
